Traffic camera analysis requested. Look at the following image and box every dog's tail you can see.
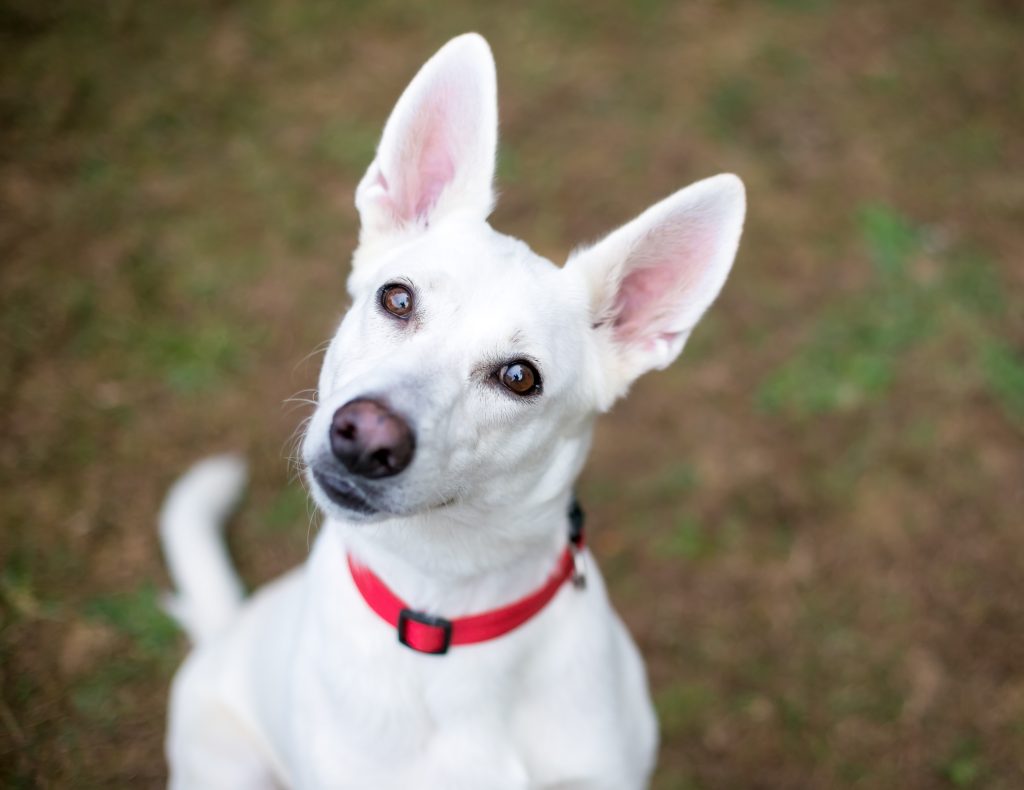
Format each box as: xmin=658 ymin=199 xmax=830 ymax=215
xmin=158 ymin=455 xmax=248 ymax=644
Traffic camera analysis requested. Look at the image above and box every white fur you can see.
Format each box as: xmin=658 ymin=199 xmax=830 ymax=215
xmin=161 ymin=32 xmax=745 ymax=789
xmin=159 ymin=454 xmax=247 ymax=643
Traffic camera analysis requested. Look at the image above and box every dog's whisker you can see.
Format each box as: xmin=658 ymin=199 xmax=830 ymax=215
xmin=292 ymin=341 xmax=331 ymax=373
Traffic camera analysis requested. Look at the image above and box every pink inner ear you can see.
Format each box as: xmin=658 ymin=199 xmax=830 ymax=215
xmin=393 ymin=92 xmax=457 ymax=223
xmin=412 ymin=121 xmax=455 ymax=220
xmin=613 ymin=263 xmax=679 ymax=345
xmin=611 ymin=227 xmax=708 ymax=348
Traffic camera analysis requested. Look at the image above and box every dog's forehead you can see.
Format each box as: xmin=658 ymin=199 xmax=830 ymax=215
xmin=346 ymin=220 xmax=589 ymax=382
xmin=358 ymin=221 xmax=573 ymax=314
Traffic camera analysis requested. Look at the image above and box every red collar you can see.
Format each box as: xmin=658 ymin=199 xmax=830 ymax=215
xmin=347 ymin=503 xmax=586 ymax=655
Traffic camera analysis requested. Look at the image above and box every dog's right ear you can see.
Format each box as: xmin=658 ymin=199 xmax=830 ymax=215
xmin=354 ymin=34 xmax=498 ymax=245
xmin=566 ymin=174 xmax=746 ymax=408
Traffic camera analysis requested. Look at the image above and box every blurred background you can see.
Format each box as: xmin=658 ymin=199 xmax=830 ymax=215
xmin=2 ymin=1 xmax=1022 ymax=787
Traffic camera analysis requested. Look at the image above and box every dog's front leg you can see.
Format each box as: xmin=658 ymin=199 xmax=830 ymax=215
xmin=417 ymin=726 xmax=532 ymax=790
xmin=165 ymin=652 xmax=282 ymax=790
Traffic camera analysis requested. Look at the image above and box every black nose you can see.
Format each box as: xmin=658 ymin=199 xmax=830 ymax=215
xmin=329 ymin=399 xmax=415 ymax=479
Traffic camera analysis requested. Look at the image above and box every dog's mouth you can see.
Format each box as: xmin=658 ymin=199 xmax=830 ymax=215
xmin=311 ymin=469 xmax=380 ymax=516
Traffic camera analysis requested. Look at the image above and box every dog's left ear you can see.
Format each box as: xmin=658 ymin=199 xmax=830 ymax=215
xmin=567 ymin=173 xmax=745 ymax=405
xmin=354 ymin=33 xmax=498 ymax=243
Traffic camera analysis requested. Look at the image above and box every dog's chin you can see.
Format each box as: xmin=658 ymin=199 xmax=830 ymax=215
xmin=308 ymin=467 xmax=460 ymax=524
xmin=310 ymin=469 xmax=383 ymax=520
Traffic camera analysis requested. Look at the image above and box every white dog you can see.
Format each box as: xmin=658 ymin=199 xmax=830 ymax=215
xmin=160 ymin=33 xmax=745 ymax=789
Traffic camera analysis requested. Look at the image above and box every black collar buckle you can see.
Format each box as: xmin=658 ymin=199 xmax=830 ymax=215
xmin=397 ymin=608 xmax=453 ymax=655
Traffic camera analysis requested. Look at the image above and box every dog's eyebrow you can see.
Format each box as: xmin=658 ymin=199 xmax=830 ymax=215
xmin=509 ymin=330 xmax=524 ymax=345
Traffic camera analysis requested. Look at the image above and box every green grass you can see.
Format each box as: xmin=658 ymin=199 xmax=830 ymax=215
xmin=71 ymin=585 xmax=182 ymax=726
xmin=139 ymin=322 xmax=252 ymax=393
xmin=657 ymin=515 xmax=712 ymax=560
xmin=314 ymin=118 xmax=381 ymax=177
xmin=860 ymin=203 xmax=920 ymax=283
xmin=656 ymin=681 xmax=716 ymax=739
xmin=635 ymin=462 xmax=698 ymax=501
xmin=262 ymin=484 xmax=311 ymax=532
xmin=70 ymin=658 xmax=150 ymax=726
xmin=759 ymin=203 xmax=1016 ymax=422
xmin=0 ymin=560 xmax=50 ymax=622
xmin=940 ymin=739 xmax=986 ymax=788
xmin=770 ymin=0 xmax=832 ymax=11
xmin=759 ymin=204 xmax=931 ymax=414
xmin=981 ymin=340 xmax=1024 ymax=425
xmin=705 ymin=76 xmax=757 ymax=142
xmin=3 ymin=1 xmax=1023 ymax=786
xmin=655 ymin=514 xmax=746 ymax=561
xmin=85 ymin=584 xmax=178 ymax=659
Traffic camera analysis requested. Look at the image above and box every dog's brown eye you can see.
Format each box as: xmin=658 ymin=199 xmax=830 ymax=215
xmin=381 ymin=284 xmax=413 ymax=318
xmin=499 ymin=361 xmax=541 ymax=396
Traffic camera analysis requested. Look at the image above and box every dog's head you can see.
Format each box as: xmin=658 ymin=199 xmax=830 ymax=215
xmin=302 ymin=34 xmax=745 ymax=524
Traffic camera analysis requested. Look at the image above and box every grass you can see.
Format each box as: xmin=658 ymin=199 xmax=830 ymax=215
xmin=71 ymin=658 xmax=152 ymax=726
xmin=69 ymin=586 xmax=181 ymax=729
xmin=941 ymin=738 xmax=986 ymax=788
xmin=133 ymin=321 xmax=253 ymax=394
xmin=3 ymin=0 xmax=1023 ymax=786
xmin=705 ymin=76 xmax=758 ymax=141
xmin=657 ymin=515 xmax=712 ymax=561
xmin=314 ymin=118 xmax=382 ymax=178
xmin=656 ymin=681 xmax=716 ymax=739
xmin=758 ymin=204 xmax=931 ymax=414
xmin=84 ymin=585 xmax=179 ymax=660
xmin=261 ymin=484 xmax=311 ymax=532
xmin=981 ymin=340 xmax=1024 ymax=425
xmin=758 ymin=204 xmax=1018 ymax=423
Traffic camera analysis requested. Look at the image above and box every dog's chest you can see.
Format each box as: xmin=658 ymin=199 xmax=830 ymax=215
xmin=283 ymin=637 xmax=586 ymax=787
xmin=274 ymin=548 xmax=640 ymax=788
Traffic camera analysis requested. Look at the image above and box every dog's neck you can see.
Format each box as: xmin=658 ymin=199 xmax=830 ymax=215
xmin=328 ymin=490 xmax=577 ymax=617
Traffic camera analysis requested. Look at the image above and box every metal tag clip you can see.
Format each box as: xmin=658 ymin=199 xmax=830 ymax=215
xmin=570 ymin=543 xmax=587 ymax=589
